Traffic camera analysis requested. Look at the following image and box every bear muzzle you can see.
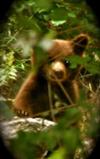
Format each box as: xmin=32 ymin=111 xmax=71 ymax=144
xmin=46 ymin=61 xmax=69 ymax=82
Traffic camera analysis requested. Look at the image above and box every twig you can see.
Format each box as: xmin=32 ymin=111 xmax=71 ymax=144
xmin=48 ymin=81 xmax=56 ymax=122
xmin=51 ymin=72 xmax=74 ymax=105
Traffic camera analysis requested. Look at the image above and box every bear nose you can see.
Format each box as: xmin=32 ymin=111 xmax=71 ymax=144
xmin=54 ymin=70 xmax=64 ymax=79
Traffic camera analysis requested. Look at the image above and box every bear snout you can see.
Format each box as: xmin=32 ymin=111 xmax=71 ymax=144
xmin=47 ymin=61 xmax=69 ymax=82
xmin=53 ymin=70 xmax=64 ymax=79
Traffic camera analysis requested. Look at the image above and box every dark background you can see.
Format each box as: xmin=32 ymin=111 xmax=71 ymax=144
xmin=0 ymin=0 xmax=100 ymax=158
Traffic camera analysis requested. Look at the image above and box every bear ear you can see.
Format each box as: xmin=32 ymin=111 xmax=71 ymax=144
xmin=72 ymin=34 xmax=89 ymax=56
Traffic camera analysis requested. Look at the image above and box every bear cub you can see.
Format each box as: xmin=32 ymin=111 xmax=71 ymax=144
xmin=13 ymin=34 xmax=88 ymax=118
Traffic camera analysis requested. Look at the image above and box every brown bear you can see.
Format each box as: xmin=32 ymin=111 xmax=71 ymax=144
xmin=13 ymin=34 xmax=88 ymax=119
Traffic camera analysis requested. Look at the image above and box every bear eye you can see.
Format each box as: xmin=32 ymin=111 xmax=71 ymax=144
xmin=48 ymin=57 xmax=53 ymax=64
xmin=63 ymin=59 xmax=70 ymax=67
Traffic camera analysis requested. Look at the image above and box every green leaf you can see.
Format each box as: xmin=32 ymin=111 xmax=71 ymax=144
xmin=50 ymin=7 xmax=67 ymax=20
xmin=85 ymin=61 xmax=100 ymax=74
xmin=48 ymin=148 xmax=65 ymax=159
xmin=33 ymin=0 xmax=52 ymax=10
xmin=51 ymin=20 xmax=66 ymax=26
xmin=68 ymin=12 xmax=76 ymax=18
xmin=66 ymin=55 xmax=90 ymax=69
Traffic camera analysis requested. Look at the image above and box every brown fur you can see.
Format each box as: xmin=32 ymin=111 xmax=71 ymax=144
xmin=13 ymin=34 xmax=88 ymax=118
